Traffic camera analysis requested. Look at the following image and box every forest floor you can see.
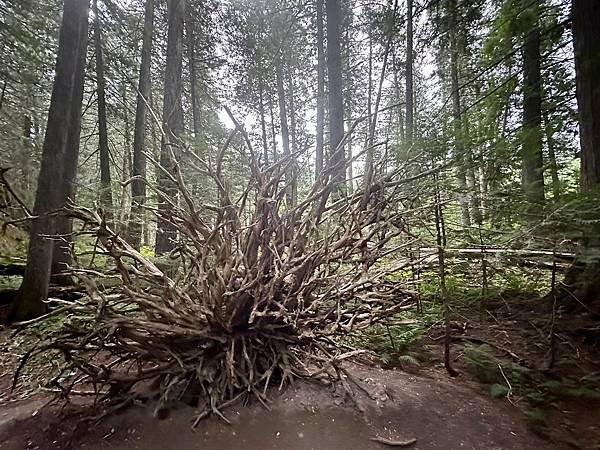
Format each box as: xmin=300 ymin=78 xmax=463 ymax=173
xmin=0 ymin=285 xmax=599 ymax=449
xmin=0 ymin=358 xmax=551 ymax=450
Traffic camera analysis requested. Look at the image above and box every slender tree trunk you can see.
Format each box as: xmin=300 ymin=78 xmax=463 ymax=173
xmin=20 ymin=115 xmax=33 ymax=195
xmin=326 ymin=0 xmax=345 ymax=192
xmin=119 ymin=83 xmax=132 ymax=233
xmin=315 ymin=0 xmax=325 ymax=179
xmin=129 ymin=0 xmax=154 ymax=250
xmin=275 ymin=57 xmax=293 ymax=206
xmin=364 ymin=0 xmax=396 ymax=200
xmin=268 ymin=91 xmax=278 ymax=159
xmin=258 ymin=73 xmax=269 ymax=165
xmin=449 ymin=2 xmax=471 ymax=228
xmin=344 ymin=25 xmax=353 ymax=194
xmin=11 ymin=0 xmax=89 ymax=321
xmin=393 ymin=52 xmax=404 ymax=141
xmin=286 ymin=68 xmax=298 ymax=205
xmin=93 ymin=0 xmax=113 ymax=212
xmin=187 ymin=7 xmax=201 ymax=143
xmin=155 ymin=0 xmax=184 ymax=256
xmin=521 ymin=0 xmax=545 ymax=213
xmin=543 ymin=114 xmax=560 ymax=201
xmin=405 ymin=0 xmax=414 ymax=146
xmin=463 ymin=120 xmax=483 ymax=225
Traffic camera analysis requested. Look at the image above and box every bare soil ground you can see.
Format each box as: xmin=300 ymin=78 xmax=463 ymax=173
xmin=1 ymin=295 xmax=598 ymax=450
xmin=0 ymin=364 xmax=549 ymax=450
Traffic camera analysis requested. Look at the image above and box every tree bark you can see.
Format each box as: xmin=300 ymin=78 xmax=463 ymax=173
xmin=93 ymin=0 xmax=113 ymax=212
xmin=128 ymin=0 xmax=154 ymax=251
xmin=449 ymin=2 xmax=471 ymax=228
xmin=521 ymin=0 xmax=545 ymax=214
xmin=326 ymin=0 xmax=345 ymax=192
xmin=405 ymin=0 xmax=414 ymax=146
xmin=155 ymin=0 xmax=184 ymax=256
xmin=276 ymin=56 xmax=292 ymax=207
xmin=558 ymin=0 xmax=600 ymax=307
xmin=258 ymin=73 xmax=269 ymax=165
xmin=51 ymin=0 xmax=89 ymax=283
xmin=286 ymin=68 xmax=298 ymax=206
xmin=11 ymin=0 xmax=89 ymax=321
xmin=543 ymin=113 xmax=560 ymax=201
xmin=315 ymin=0 xmax=325 ymax=180
xmin=187 ymin=6 xmax=201 ymax=143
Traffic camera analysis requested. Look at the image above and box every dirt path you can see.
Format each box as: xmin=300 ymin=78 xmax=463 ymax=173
xmin=0 ymin=365 xmax=553 ymax=450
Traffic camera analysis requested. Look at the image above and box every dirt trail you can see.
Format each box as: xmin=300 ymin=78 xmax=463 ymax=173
xmin=0 ymin=365 xmax=554 ymax=450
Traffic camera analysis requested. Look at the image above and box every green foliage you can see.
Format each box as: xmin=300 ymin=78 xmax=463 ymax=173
xmin=350 ymin=302 xmax=442 ymax=368
xmin=463 ymin=344 xmax=530 ymax=390
xmin=140 ymin=245 xmax=155 ymax=259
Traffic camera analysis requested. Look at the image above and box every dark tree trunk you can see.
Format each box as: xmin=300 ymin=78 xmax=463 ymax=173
xmin=521 ymin=0 xmax=545 ymax=213
xmin=51 ymin=3 xmax=89 ymax=283
xmin=573 ymin=0 xmax=600 ymax=191
xmin=405 ymin=0 xmax=414 ymax=146
xmin=559 ymin=0 xmax=600 ymax=307
xmin=11 ymin=0 xmax=89 ymax=321
xmin=155 ymin=0 xmax=184 ymax=256
xmin=93 ymin=0 xmax=113 ymax=212
xmin=128 ymin=0 xmax=154 ymax=250
xmin=326 ymin=0 xmax=345 ymax=191
xmin=315 ymin=0 xmax=325 ymax=180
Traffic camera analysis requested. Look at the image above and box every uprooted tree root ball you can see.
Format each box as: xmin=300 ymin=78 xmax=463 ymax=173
xmin=14 ymin=143 xmax=420 ymax=424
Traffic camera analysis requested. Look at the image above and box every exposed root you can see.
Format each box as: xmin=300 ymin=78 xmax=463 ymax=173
xmin=16 ymin=144 xmax=420 ymax=423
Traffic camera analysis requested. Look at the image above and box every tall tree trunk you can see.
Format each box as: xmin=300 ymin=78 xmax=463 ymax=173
xmin=286 ymin=68 xmax=298 ymax=205
xmin=405 ymin=0 xmax=414 ymax=146
xmin=573 ymin=0 xmax=600 ymax=192
xmin=463 ymin=119 xmax=483 ymax=225
xmin=119 ymin=83 xmax=132 ymax=233
xmin=187 ymin=6 xmax=201 ymax=143
xmin=11 ymin=0 xmax=89 ymax=321
xmin=326 ymin=0 xmax=345 ymax=191
xmin=315 ymin=0 xmax=325 ymax=179
xmin=129 ymin=0 xmax=154 ymax=250
xmin=20 ymin=115 xmax=33 ymax=195
xmin=344 ymin=25 xmax=353 ymax=194
xmin=275 ymin=57 xmax=293 ymax=206
xmin=258 ymin=73 xmax=269 ymax=165
xmin=268 ymin=91 xmax=278 ymax=159
xmin=364 ymin=0 xmax=396 ymax=201
xmin=559 ymin=0 xmax=600 ymax=306
xmin=93 ymin=0 xmax=113 ymax=212
xmin=155 ymin=0 xmax=184 ymax=256
xmin=449 ymin=2 xmax=471 ymax=228
xmin=521 ymin=0 xmax=545 ymax=214
xmin=543 ymin=113 xmax=560 ymax=201
xmin=51 ymin=0 xmax=89 ymax=283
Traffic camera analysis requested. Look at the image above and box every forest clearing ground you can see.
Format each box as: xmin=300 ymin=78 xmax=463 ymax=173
xmin=0 ymin=358 xmax=548 ymax=450
xmin=1 ymin=293 xmax=599 ymax=450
